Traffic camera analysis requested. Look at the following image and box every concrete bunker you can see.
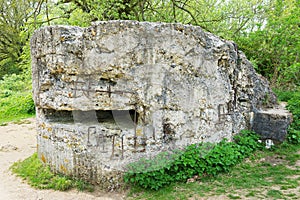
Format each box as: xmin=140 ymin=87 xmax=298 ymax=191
xmin=31 ymin=20 xmax=292 ymax=189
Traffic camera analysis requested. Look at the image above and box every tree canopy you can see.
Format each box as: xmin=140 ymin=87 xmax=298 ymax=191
xmin=0 ymin=0 xmax=299 ymax=89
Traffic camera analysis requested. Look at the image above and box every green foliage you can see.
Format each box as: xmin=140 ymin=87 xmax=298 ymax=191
xmin=237 ymin=0 xmax=300 ymax=89
xmin=0 ymin=74 xmax=30 ymax=93
xmin=286 ymin=91 xmax=300 ymax=144
xmin=275 ymin=89 xmax=300 ymax=144
xmin=124 ymin=130 xmax=262 ymax=190
xmin=127 ymin=141 xmax=300 ymax=199
xmin=279 ymin=63 xmax=300 ymax=89
xmin=1 ymin=0 xmax=299 ymax=90
xmin=0 ymin=91 xmax=35 ymax=122
xmin=0 ymin=0 xmax=34 ymax=78
xmin=1 ymin=0 xmax=298 ymax=90
xmin=0 ymin=73 xmax=35 ymax=123
xmin=11 ymin=153 xmax=94 ymax=191
xmin=274 ymin=89 xmax=295 ymax=102
xmin=55 ymin=0 xmax=271 ymax=39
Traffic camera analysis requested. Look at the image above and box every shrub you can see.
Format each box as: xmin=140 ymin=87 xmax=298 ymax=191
xmin=0 ymin=73 xmax=30 ymax=92
xmin=286 ymin=91 xmax=300 ymax=144
xmin=0 ymin=92 xmax=35 ymax=118
xmin=0 ymin=72 xmax=35 ymax=123
xmin=275 ymin=89 xmax=300 ymax=144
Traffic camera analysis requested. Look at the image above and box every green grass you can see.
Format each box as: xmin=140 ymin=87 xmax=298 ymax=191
xmin=11 ymin=153 xmax=94 ymax=192
xmin=127 ymin=142 xmax=300 ymax=199
xmin=267 ymin=189 xmax=284 ymax=199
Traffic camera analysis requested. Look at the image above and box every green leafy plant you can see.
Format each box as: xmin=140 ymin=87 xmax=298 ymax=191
xmin=286 ymin=91 xmax=300 ymax=144
xmin=275 ymin=89 xmax=300 ymax=144
xmin=124 ymin=130 xmax=262 ymax=190
xmin=127 ymin=141 xmax=300 ymax=199
xmin=0 ymin=72 xmax=35 ymax=123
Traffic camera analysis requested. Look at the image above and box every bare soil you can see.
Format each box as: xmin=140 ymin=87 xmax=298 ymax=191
xmin=0 ymin=118 xmax=124 ymax=200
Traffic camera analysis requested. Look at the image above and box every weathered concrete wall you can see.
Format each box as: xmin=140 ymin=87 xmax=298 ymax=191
xmin=31 ymin=20 xmax=280 ymax=190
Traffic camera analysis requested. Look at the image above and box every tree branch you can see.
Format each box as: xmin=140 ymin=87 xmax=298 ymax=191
xmin=172 ymin=0 xmax=198 ymax=25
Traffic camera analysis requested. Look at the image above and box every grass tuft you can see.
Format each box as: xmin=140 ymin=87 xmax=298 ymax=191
xmin=11 ymin=153 xmax=94 ymax=192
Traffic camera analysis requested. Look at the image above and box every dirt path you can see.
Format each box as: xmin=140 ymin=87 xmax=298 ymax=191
xmin=0 ymin=118 xmax=124 ymax=200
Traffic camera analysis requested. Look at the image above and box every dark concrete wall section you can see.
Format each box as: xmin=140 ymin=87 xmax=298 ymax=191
xmin=252 ymin=106 xmax=292 ymax=142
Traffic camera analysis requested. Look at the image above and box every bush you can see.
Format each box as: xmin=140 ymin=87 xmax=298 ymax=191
xmin=0 ymin=92 xmax=35 ymax=119
xmin=275 ymin=89 xmax=300 ymax=144
xmin=286 ymin=91 xmax=300 ymax=144
xmin=0 ymin=72 xmax=35 ymax=123
xmin=274 ymin=90 xmax=295 ymax=102
xmin=124 ymin=130 xmax=262 ymax=190
xmin=279 ymin=63 xmax=300 ymax=90
xmin=0 ymin=73 xmax=31 ymax=92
